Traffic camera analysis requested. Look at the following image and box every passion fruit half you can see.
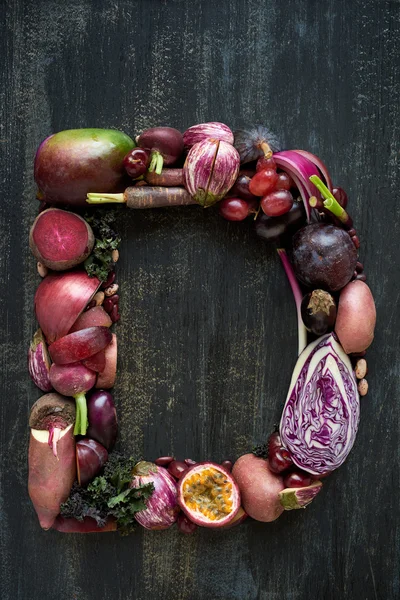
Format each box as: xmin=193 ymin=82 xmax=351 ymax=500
xmin=177 ymin=462 xmax=241 ymax=528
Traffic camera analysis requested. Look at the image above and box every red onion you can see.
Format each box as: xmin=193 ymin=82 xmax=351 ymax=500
xmin=274 ymin=151 xmax=323 ymax=222
xmin=131 ymin=461 xmax=179 ymax=530
xmin=292 ymin=150 xmax=333 ymax=191
xmin=35 ymin=271 xmax=100 ymax=343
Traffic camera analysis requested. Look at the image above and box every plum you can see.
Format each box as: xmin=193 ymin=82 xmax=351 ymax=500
xmin=87 ymin=389 xmax=118 ymax=450
xmin=291 ymin=223 xmax=358 ymax=292
xmin=34 ymin=128 xmax=135 ymax=206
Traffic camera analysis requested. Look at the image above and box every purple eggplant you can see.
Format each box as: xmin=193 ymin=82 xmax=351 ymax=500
xmin=87 ymin=390 xmax=118 ymax=450
xmin=28 ymin=329 xmax=52 ymax=392
xmin=131 ymin=461 xmax=179 ymax=530
xmin=76 ymin=438 xmax=108 ymax=486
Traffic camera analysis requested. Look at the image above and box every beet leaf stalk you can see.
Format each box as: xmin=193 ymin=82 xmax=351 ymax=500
xmin=277 ymin=248 xmax=307 ymax=355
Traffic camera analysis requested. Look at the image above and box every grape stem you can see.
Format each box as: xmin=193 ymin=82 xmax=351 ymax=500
xmin=277 ymin=248 xmax=307 ymax=355
xmin=309 ymin=176 xmax=353 ymax=229
xmin=86 ymin=193 xmax=126 ymax=204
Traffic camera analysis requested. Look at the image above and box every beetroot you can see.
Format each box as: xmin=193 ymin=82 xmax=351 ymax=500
xmin=29 ymin=209 xmax=94 ymax=270
xmin=49 ymin=363 xmax=97 ymax=436
xmin=137 ymin=127 xmax=184 ymax=174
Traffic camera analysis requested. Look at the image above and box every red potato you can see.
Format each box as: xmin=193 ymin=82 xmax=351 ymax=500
xmin=28 ymin=424 xmax=76 ymax=529
xmin=69 ymin=306 xmax=112 ymax=333
xmin=232 ymin=454 xmax=285 ymax=522
xmin=96 ymin=334 xmax=117 ymax=388
xmin=52 ymin=516 xmax=117 ymax=533
xmin=48 ymin=326 xmax=112 ymax=365
xmin=335 ymin=280 xmax=376 ymax=353
xmin=29 ymin=208 xmax=94 ymax=271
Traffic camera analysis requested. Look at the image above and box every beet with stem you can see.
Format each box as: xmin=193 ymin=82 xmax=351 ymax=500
xmin=49 ymin=363 xmax=97 ymax=435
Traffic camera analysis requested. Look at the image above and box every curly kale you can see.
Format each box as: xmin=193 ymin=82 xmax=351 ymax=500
xmin=84 ymin=211 xmax=121 ymax=282
xmin=252 ymin=443 xmax=269 ymax=459
xmin=60 ymin=453 xmax=154 ymax=535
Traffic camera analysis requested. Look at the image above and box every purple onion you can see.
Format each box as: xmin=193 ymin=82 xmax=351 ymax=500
xmin=87 ymin=390 xmax=118 ymax=450
xmin=28 ymin=329 xmax=52 ymax=392
xmin=280 ymin=334 xmax=359 ymax=475
xmin=131 ymin=461 xmax=179 ymax=530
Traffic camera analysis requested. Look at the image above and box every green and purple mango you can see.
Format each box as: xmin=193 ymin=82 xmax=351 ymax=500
xmin=34 ymin=128 xmax=135 ymax=207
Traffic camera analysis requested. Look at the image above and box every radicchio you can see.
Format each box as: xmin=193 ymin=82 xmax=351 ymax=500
xmin=280 ymin=334 xmax=359 ymax=475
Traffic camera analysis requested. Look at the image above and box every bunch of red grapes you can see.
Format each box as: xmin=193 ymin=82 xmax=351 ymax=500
xmin=219 ymin=155 xmax=295 ymax=221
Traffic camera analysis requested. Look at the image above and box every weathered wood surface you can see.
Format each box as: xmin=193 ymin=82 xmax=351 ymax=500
xmin=1 ymin=0 xmax=399 ymax=598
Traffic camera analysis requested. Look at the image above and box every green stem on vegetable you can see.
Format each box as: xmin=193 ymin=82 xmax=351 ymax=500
xmin=74 ymin=393 xmax=88 ymax=436
xmin=309 ymin=175 xmax=353 ymax=228
xmin=155 ymin=152 xmax=164 ymax=175
xmin=86 ymin=193 xmax=126 ymax=204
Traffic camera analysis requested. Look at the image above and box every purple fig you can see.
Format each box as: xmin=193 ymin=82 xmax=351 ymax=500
xmin=76 ymin=438 xmax=108 ymax=486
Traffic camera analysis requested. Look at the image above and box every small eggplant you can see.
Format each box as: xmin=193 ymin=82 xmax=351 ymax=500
xmin=183 ymin=139 xmax=240 ymax=207
xmin=28 ymin=329 xmax=52 ymax=392
xmin=131 ymin=461 xmax=179 ymax=530
xmin=183 ymin=122 xmax=234 ymax=150
xmin=86 ymin=389 xmax=118 ymax=450
xmin=76 ymin=438 xmax=108 ymax=486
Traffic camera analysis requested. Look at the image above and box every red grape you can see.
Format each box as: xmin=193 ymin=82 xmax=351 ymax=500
xmin=261 ymin=190 xmax=293 ymax=217
xmin=283 ymin=471 xmax=312 ymax=488
xmin=168 ymin=460 xmax=188 ymax=479
xmin=267 ymin=432 xmax=281 ymax=454
xmin=249 ymin=169 xmax=278 ymax=196
xmin=124 ymin=148 xmax=151 ymax=179
xmin=332 ymin=187 xmax=348 ymax=208
xmin=275 ymin=172 xmax=294 ymax=191
xmin=268 ymin=447 xmax=293 ymax=473
xmin=256 ymin=156 xmax=276 ymax=172
xmin=230 ymin=174 xmax=258 ymax=201
xmin=219 ymin=197 xmax=253 ymax=221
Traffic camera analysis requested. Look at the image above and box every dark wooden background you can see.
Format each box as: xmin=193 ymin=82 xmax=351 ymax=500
xmin=1 ymin=0 xmax=399 ymax=598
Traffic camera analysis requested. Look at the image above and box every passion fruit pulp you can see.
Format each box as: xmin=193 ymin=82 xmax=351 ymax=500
xmin=177 ymin=462 xmax=241 ymax=528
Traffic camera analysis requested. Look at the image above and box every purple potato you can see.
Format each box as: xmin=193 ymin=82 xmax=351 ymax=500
xmin=76 ymin=438 xmax=108 ymax=486
xmin=87 ymin=390 xmax=118 ymax=450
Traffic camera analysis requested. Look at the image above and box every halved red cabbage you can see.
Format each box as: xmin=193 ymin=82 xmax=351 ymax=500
xmin=279 ymin=334 xmax=359 ymax=475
